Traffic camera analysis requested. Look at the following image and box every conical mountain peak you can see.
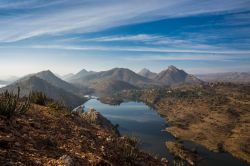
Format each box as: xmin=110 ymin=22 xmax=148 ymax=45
xmin=167 ymin=65 xmax=179 ymax=72
xmin=138 ymin=68 xmax=157 ymax=79
xmin=155 ymin=65 xmax=202 ymax=85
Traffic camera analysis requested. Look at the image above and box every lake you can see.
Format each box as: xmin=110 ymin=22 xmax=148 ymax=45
xmin=83 ymin=99 xmax=249 ymax=166
xmin=84 ymin=99 xmax=174 ymax=158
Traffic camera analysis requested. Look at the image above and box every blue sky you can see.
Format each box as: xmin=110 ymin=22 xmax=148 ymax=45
xmin=0 ymin=0 xmax=250 ymax=77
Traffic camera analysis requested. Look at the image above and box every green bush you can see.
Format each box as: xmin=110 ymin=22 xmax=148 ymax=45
xmin=0 ymin=87 xmax=30 ymax=119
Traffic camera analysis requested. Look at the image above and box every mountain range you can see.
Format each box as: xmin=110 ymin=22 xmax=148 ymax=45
xmin=65 ymin=66 xmax=203 ymax=94
xmin=196 ymin=72 xmax=250 ymax=83
xmin=67 ymin=68 xmax=157 ymax=93
xmin=0 ymin=66 xmax=204 ymax=106
xmin=3 ymin=66 xmax=249 ymax=107
xmin=69 ymin=68 xmax=153 ymax=86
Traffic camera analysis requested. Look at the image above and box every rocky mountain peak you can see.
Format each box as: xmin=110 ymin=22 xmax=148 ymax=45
xmin=138 ymin=68 xmax=157 ymax=79
xmin=155 ymin=65 xmax=202 ymax=85
xmin=167 ymin=65 xmax=179 ymax=72
xmin=77 ymin=69 xmax=88 ymax=74
xmin=139 ymin=68 xmax=150 ymax=73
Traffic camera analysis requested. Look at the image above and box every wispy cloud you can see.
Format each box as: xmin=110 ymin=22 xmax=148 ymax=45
xmin=89 ymin=34 xmax=227 ymax=50
xmin=86 ymin=34 xmax=160 ymax=42
xmin=0 ymin=0 xmax=64 ymax=9
xmin=11 ymin=30 xmax=247 ymax=56
xmin=122 ymin=54 xmax=246 ymax=61
xmin=0 ymin=0 xmax=249 ymax=42
xmin=26 ymin=44 xmax=250 ymax=55
xmin=84 ymin=34 xmax=191 ymax=46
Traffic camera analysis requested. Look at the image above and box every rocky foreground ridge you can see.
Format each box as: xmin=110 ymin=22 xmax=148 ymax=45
xmin=0 ymin=94 xmax=167 ymax=166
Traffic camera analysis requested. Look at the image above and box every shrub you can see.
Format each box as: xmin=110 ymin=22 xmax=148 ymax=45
xmin=0 ymin=87 xmax=30 ymax=119
xmin=29 ymin=91 xmax=67 ymax=110
xmin=29 ymin=91 xmax=47 ymax=105
xmin=116 ymin=136 xmax=139 ymax=161
xmin=173 ymin=159 xmax=185 ymax=166
xmin=217 ymin=142 xmax=225 ymax=152
xmin=79 ymin=109 xmax=98 ymax=124
xmin=47 ymin=101 xmax=61 ymax=110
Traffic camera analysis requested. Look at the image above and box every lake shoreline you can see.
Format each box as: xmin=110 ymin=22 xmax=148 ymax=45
xmin=116 ymin=84 xmax=250 ymax=165
xmin=84 ymin=97 xmax=249 ymax=166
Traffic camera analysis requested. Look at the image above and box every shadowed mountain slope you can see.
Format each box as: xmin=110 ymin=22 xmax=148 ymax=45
xmin=19 ymin=70 xmax=80 ymax=94
xmin=89 ymin=79 xmax=137 ymax=94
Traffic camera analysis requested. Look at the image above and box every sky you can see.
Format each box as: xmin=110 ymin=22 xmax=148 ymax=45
xmin=0 ymin=0 xmax=250 ymax=78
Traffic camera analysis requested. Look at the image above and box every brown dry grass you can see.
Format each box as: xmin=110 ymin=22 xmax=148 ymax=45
xmin=0 ymin=103 xmax=166 ymax=166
